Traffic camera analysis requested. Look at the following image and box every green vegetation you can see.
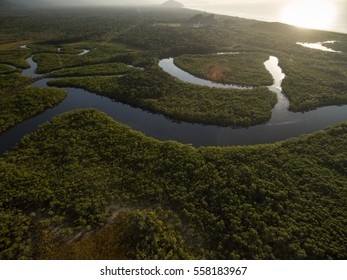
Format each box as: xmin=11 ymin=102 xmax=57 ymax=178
xmin=0 ymin=109 xmax=346 ymax=259
xmin=24 ymin=36 xmax=277 ymax=127
xmin=322 ymin=41 xmax=347 ymax=52
xmin=0 ymin=55 xmax=66 ymax=134
xmin=279 ymin=53 xmax=347 ymax=111
xmin=0 ymin=73 xmax=31 ymax=96
xmin=37 ymin=208 xmax=191 ymax=260
xmin=0 ymin=64 xmax=20 ymax=75
xmin=0 ymin=48 xmax=30 ymax=69
xmin=174 ymin=53 xmax=273 ymax=86
xmin=1 ymin=7 xmax=347 ymax=261
xmin=0 ymin=87 xmax=66 ymax=133
xmin=33 ymin=53 xmax=76 ymax=73
xmin=49 ymin=62 xmax=133 ymax=78
xmin=1 ymin=7 xmax=346 ymax=112
xmin=117 ymin=15 xmax=347 ymax=111
xmin=48 ymin=67 xmax=276 ymax=127
xmin=32 ymin=43 xmax=139 ymax=74
xmin=27 ymin=43 xmax=83 ymax=55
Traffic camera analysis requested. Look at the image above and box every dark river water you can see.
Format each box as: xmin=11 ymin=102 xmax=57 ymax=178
xmin=1 ymin=49 xmax=347 ymax=154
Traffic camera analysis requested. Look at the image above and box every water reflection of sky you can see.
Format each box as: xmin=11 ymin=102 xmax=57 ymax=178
xmin=296 ymin=41 xmax=342 ymax=53
xmin=2 ymin=51 xmax=347 ymax=153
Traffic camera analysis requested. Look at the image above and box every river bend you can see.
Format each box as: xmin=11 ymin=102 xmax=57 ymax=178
xmin=1 ymin=49 xmax=347 ymax=153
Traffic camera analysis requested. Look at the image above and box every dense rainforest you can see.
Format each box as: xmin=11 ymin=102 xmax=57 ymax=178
xmin=0 ymin=109 xmax=346 ymax=259
xmin=0 ymin=6 xmax=346 ymax=260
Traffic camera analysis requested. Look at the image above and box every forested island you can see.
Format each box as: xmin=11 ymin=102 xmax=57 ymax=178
xmin=0 ymin=4 xmax=346 ymax=260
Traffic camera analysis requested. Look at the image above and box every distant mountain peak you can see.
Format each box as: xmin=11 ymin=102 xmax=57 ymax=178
xmin=161 ymin=0 xmax=184 ymax=8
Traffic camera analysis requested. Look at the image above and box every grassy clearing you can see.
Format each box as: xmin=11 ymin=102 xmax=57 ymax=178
xmin=0 ymin=40 xmax=31 ymax=51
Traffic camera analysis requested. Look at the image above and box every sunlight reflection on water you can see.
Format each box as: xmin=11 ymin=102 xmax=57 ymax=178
xmin=296 ymin=41 xmax=342 ymax=53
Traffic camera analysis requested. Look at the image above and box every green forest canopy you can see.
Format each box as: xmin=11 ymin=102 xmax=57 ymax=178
xmin=0 ymin=109 xmax=346 ymax=260
xmin=0 ymin=6 xmax=346 ymax=260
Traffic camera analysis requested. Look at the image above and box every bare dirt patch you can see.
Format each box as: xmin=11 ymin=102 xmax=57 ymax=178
xmin=207 ymin=60 xmax=230 ymax=82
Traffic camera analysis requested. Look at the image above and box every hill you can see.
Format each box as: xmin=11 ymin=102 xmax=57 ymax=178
xmin=161 ymin=0 xmax=184 ymax=8
xmin=185 ymin=13 xmax=218 ymax=27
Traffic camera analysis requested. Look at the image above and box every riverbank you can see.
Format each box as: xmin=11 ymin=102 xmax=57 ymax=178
xmin=2 ymin=42 xmax=347 ymax=153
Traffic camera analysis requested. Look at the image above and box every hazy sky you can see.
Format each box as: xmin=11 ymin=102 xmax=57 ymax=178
xmin=8 ymin=0 xmax=317 ymax=6
xmin=8 ymin=0 xmax=346 ymax=7
xmin=7 ymin=0 xmax=347 ymax=8
xmin=8 ymin=0 xmax=346 ymax=33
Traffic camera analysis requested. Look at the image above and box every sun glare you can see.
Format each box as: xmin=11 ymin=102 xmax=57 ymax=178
xmin=280 ymin=0 xmax=337 ymax=30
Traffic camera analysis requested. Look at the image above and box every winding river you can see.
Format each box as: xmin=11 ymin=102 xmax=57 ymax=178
xmin=1 ymin=47 xmax=347 ymax=154
xmin=158 ymin=58 xmax=252 ymax=89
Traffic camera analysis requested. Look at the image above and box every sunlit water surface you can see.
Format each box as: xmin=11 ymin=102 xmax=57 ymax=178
xmin=296 ymin=41 xmax=342 ymax=52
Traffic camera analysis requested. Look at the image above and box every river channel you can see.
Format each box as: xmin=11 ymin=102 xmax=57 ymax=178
xmin=1 ymin=48 xmax=347 ymax=153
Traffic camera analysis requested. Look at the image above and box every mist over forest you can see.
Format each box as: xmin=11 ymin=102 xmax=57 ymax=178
xmin=0 ymin=0 xmax=284 ymax=8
